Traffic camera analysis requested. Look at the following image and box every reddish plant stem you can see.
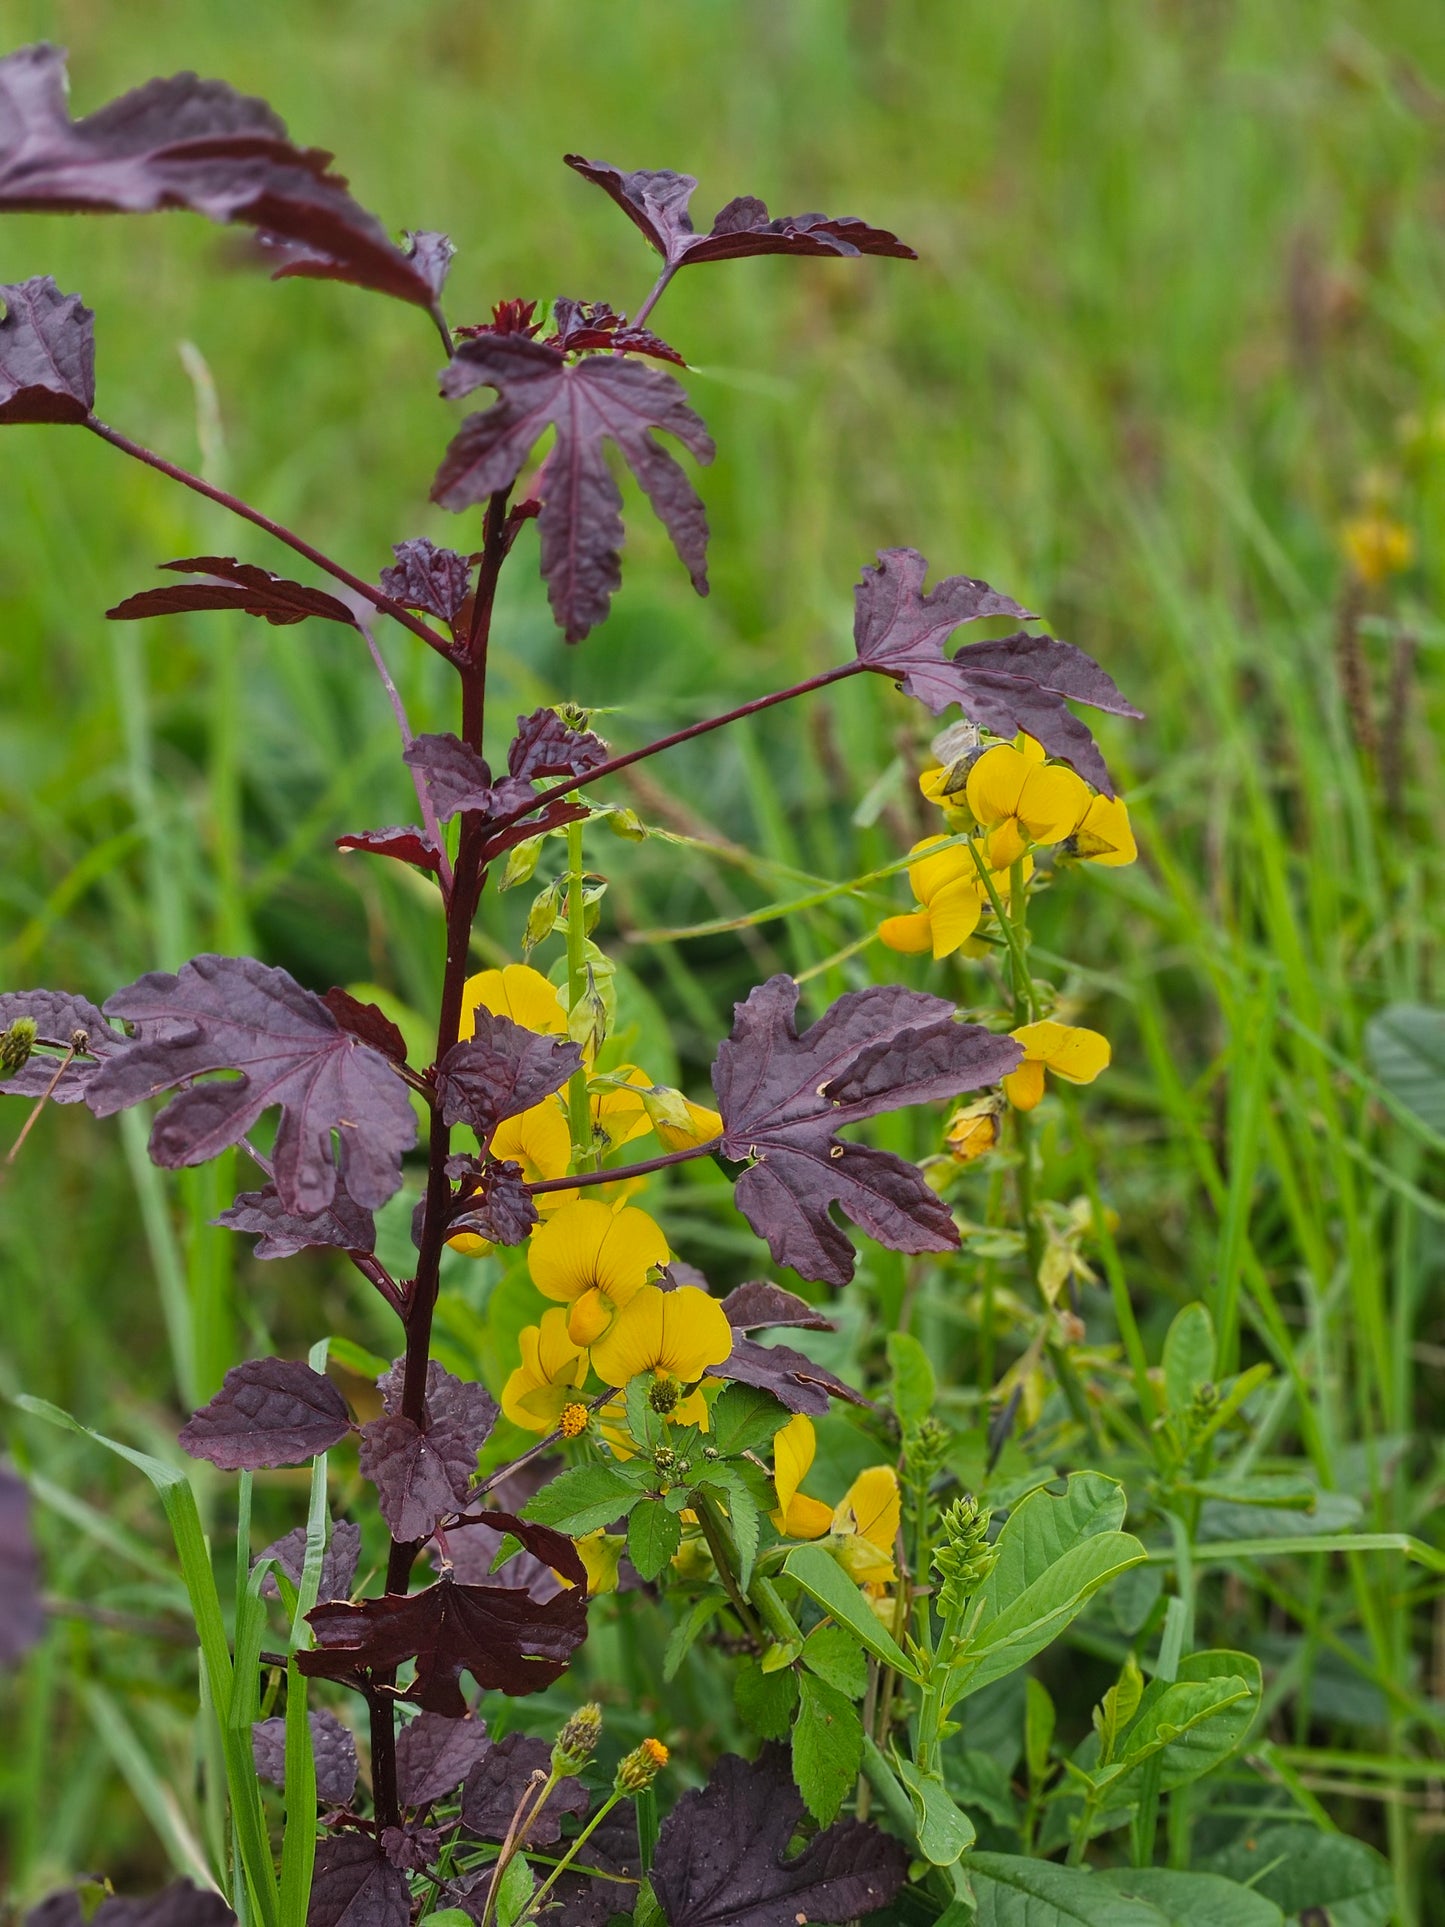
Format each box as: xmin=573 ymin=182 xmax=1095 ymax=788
xmin=365 ymin=1683 xmax=400 ymax=1833
xmin=85 ymin=418 xmax=456 ymax=660
xmin=526 ymin=1140 xmax=719 ymax=1195
xmin=632 ymin=262 xmax=678 ymax=329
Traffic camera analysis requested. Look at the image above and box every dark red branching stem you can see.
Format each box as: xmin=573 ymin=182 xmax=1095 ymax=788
xmin=365 ymin=1683 xmax=400 ymax=1832
xmin=85 ymin=419 xmax=456 ymax=660
xmin=632 ymin=263 xmax=678 ymax=329
xmin=526 ymin=1140 xmax=720 ymax=1194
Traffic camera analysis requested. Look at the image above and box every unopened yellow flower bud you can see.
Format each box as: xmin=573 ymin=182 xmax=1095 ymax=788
xmin=552 ymin=1701 xmax=603 ymax=1775
xmin=945 ymin=1097 xmax=1001 ymax=1165
xmin=616 ymin=1737 xmax=669 ymax=1792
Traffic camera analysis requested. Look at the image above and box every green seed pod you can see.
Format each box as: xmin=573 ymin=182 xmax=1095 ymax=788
xmin=0 ymin=1017 xmax=38 ymax=1076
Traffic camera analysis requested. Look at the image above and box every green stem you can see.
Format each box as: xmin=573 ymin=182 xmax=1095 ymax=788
xmin=564 ymin=817 xmax=593 ymax=1165
xmin=693 ymin=1495 xmax=762 ymax=1643
xmin=519 ymin=1789 xmax=628 ymax=1923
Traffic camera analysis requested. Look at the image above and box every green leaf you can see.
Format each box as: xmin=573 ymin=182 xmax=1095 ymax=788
xmin=782 ymin=1543 xmax=921 ymax=1680
xmin=895 ymin=1757 xmax=975 ymax=1866
xmin=1178 ymin=1472 xmax=1316 ymax=1509
xmin=727 ymin=1483 xmax=760 ymax=1593
xmin=496 ymin=1851 xmax=534 ymax=1926
xmin=976 ymin=1472 xmax=1128 ymax=1615
xmin=524 ymin=1462 xmax=641 ymax=1534
xmin=1025 ymin=1676 xmax=1056 ymax=1784
xmin=792 ymin=1673 xmax=863 ymax=1824
xmin=1206 ymin=1823 xmax=1394 ymax=1927
xmin=966 ymin=1852 xmax=1164 ymax=1924
xmin=632 ymin=1880 xmax=666 ymax=1927
xmin=801 ymin=1623 xmax=868 ymax=1698
xmin=625 ymin=1373 xmax=664 ymax=1452
xmin=1093 ymin=1868 xmax=1283 ymax=1926
xmin=663 ymin=1592 xmax=727 ymax=1681
xmin=1095 ymin=1662 xmax=1259 ymax=1807
xmin=1092 ymin=1654 xmax=1143 ymax=1765
xmin=707 ymin=1381 xmax=790 ymax=1458
xmin=734 ymin=1658 xmax=798 ymax=1740
xmin=1366 ymin=1003 xmax=1445 ymax=1134
xmin=628 ymin=1499 xmax=683 ymax=1582
xmin=886 ymin=1330 xmax=936 ymax=1429
xmin=1162 ymin=1302 xmax=1216 ymax=1409
xmin=424 ymin=1914 xmax=475 ymax=1927
xmin=955 ymin=1530 xmax=1146 ymax=1700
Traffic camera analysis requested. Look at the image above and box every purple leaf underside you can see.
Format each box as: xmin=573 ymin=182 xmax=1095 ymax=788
xmin=358 ymin=1360 xmax=499 ymax=1542
xmin=0 ymin=987 xmax=127 ymax=1103
xmin=256 ymin=1518 xmax=360 ymax=1602
xmin=395 ymin=1709 xmax=491 ymax=1807
xmin=436 ymin=1012 xmax=582 ymax=1139
xmin=380 ymin=537 xmax=472 ymax=621
xmin=460 ymin=1730 xmax=590 ymax=1844
xmin=0 ymin=276 xmax=94 ymax=423
xmin=106 ymin=556 xmax=357 ymax=627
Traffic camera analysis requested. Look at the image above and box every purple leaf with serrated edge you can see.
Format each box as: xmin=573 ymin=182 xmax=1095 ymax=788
xmin=0 ymin=45 xmax=438 ymax=316
xmin=359 ymin=1361 xmax=498 ymax=1541
xmin=257 ymin=1519 xmax=360 ymax=1601
xmin=305 ymin=1835 xmax=409 ymax=1927
xmin=0 ymin=277 xmax=93 ymax=423
xmin=549 ymin=295 xmax=685 ymax=366
xmin=544 ymin=1804 xmax=641 ymax=1927
xmin=179 ymin=1357 xmax=351 ymax=1470
xmin=721 ymin=1281 xmax=836 ymax=1332
xmin=0 ymin=1468 xmax=43 ymax=1665
xmin=0 ymin=988 xmax=127 ymax=1103
xmin=335 ymin=825 xmax=443 ymax=874
xmin=403 ymin=732 xmax=534 ymax=823
xmin=448 ymin=1158 xmax=538 ymax=1248
xmin=402 ymin=230 xmax=455 ymax=298
xmin=96 ymin=1887 xmax=236 ymax=1927
xmin=712 ymin=975 xmax=1021 ymax=1287
xmin=434 ymin=1459 xmax=561 ymax=1597
xmin=461 ymin=1731 xmax=590 ymax=1845
xmin=380 ymin=1822 xmax=442 ymax=1871
xmin=379 ymin=538 xmax=472 ymax=621
xmin=88 ymin=953 xmax=416 ymax=1215
xmin=434 ymin=334 xmax=714 ymax=642
xmin=300 ymin=1513 xmax=588 ymax=1714
xmin=106 ymin=557 xmax=357 ymax=627
xmin=715 ymin=1336 xmax=867 ymax=1416
xmin=396 ymin=1709 xmax=490 ymax=1807
xmin=321 ymin=988 xmax=408 ymax=1064
xmin=851 ymin=548 xmax=1141 ymax=794
xmin=216 ymin=1181 xmax=375 ymax=1260
xmin=565 ymin=157 xmax=916 ymax=271
xmin=506 ymin=706 xmax=610 ymax=782
xmin=650 ymin=1745 xmax=907 ymax=1927
xmin=252 ymin=1707 xmax=357 ymax=1805
xmin=436 ymin=1013 xmax=581 ymax=1141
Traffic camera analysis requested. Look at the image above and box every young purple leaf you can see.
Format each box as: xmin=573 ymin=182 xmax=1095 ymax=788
xmin=435 ymin=1013 xmax=582 ymax=1140
xmin=178 ymin=1357 xmax=352 ymax=1470
xmin=460 ymin=1730 xmax=590 ymax=1844
xmin=305 ymin=1836 xmax=409 ymax=1927
xmin=0 ymin=45 xmax=439 ymax=316
xmin=506 ymin=706 xmax=610 ymax=783
xmin=715 ymin=1336 xmax=868 ymax=1416
xmin=252 ymin=1707 xmax=357 ymax=1806
xmin=379 ymin=1822 xmax=443 ymax=1872
xmin=549 ymin=295 xmax=685 ymax=366
xmin=448 ymin=1157 xmax=539 ymax=1248
xmin=433 ymin=334 xmax=714 ymax=642
xmin=321 ymin=988 xmax=408 ymax=1065
xmin=403 ymin=732 xmax=535 ymax=823
xmin=711 ymin=974 xmax=1022 ymax=1286
xmin=649 ymin=1745 xmax=908 ymax=1927
xmin=0 ymin=277 xmax=94 ymax=423
xmin=0 ymin=1468 xmax=43 ymax=1667
xmin=215 ymin=1181 xmax=376 ymax=1260
xmin=88 ymin=954 xmax=417 ymax=1215
xmin=401 ymin=230 xmax=456 ymax=299
xmin=720 ymin=1280 xmax=836 ymax=1332
xmin=565 ymin=156 xmax=917 ymax=270
xmin=358 ymin=1360 xmax=499 ymax=1542
xmin=334 ymin=825 xmax=444 ymax=876
xmin=0 ymin=988 xmax=127 ymax=1104
xmin=395 ymin=1709 xmax=491 ymax=1808
xmin=257 ymin=1518 xmax=360 ymax=1602
xmin=378 ymin=537 xmax=473 ymax=622
xmin=106 ymin=556 xmax=357 ymax=627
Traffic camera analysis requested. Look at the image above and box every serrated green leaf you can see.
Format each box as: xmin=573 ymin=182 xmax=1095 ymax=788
xmin=896 ymin=1757 xmax=975 ymax=1865
xmin=628 ymin=1499 xmax=683 ymax=1581
xmin=887 ymin=1330 xmax=936 ymax=1429
xmin=1163 ymin=1302 xmax=1215 ymax=1410
xmin=792 ymin=1673 xmax=863 ymax=1824
xmin=801 ymin=1623 xmax=868 ymax=1699
xmin=1093 ymin=1867 xmax=1283 ymax=1926
xmin=708 ymin=1381 xmax=791 ymax=1458
xmin=782 ymin=1544 xmax=921 ymax=1681
xmin=524 ymin=1462 xmax=641 ymax=1535
xmin=735 ymin=1658 xmax=799 ymax=1740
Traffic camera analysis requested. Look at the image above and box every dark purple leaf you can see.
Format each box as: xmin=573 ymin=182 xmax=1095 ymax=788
xmin=402 ymin=732 xmax=535 ymax=823
xmin=436 ymin=1013 xmax=581 ymax=1140
xmin=252 ymin=1707 xmax=358 ymax=1805
xmin=0 ymin=276 xmax=94 ymax=423
xmin=506 ymin=706 xmax=610 ymax=782
xmin=649 ymin=1746 xmax=907 ymax=1927
xmin=335 ymin=825 xmax=444 ymax=875
xmin=305 ymin=1834 xmax=409 ymax=1927
xmin=300 ymin=1513 xmax=588 ymax=1715
xmin=448 ymin=1158 xmax=538 ymax=1248
xmin=94 ymin=1887 xmax=236 ymax=1927
xmin=402 ymin=230 xmax=455 ymax=299
xmin=22 ymin=1894 xmax=85 ymax=1927
xmin=712 ymin=974 xmax=1022 ymax=1287
xmin=321 ymin=989 xmax=408 ymax=1065
xmin=457 ymin=296 xmax=541 ymax=341
xmin=0 ymin=1468 xmax=43 ymax=1666
xmin=715 ymin=1336 xmax=867 ymax=1417
xmin=0 ymin=45 xmax=439 ymax=316
xmin=396 ymin=1709 xmax=491 ymax=1807
xmin=379 ymin=1821 xmax=442 ymax=1871
xmin=549 ymin=295 xmax=686 ymax=367
xmin=106 ymin=556 xmax=357 ymax=627
xmin=435 ymin=1459 xmax=561 ymax=1595
xmin=358 ymin=1361 xmax=498 ymax=1541
xmin=178 ymin=1357 xmax=351 ymax=1470
xmin=851 ymin=548 xmax=1141 ymax=793
xmin=721 ymin=1281 xmax=835 ymax=1333
xmin=565 ymin=156 xmax=917 ymax=271
xmin=546 ymin=1804 xmax=642 ymax=1927
xmin=0 ymin=987 xmax=128 ymax=1103
xmin=460 ymin=1730 xmax=590 ymax=1845
xmin=216 ymin=1181 xmax=376 ymax=1260
xmin=434 ymin=334 xmax=714 ymax=642
xmin=379 ymin=538 xmax=472 ymax=622
xmin=88 ymin=953 xmax=417 ymax=1215
xmin=257 ymin=1519 xmax=360 ymax=1602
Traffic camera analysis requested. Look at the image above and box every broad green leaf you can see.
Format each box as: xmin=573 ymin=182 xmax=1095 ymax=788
xmin=1180 ymin=1472 xmax=1316 ymax=1509
xmin=496 ymin=1851 xmax=534 ymax=1926
xmin=1025 ymin=1676 xmax=1056 ymax=1783
xmin=966 ymin=1852 xmax=1163 ymax=1924
xmin=425 ymin=1915 xmax=476 ymax=1927
xmin=896 ymin=1757 xmax=975 ymax=1865
xmin=624 ymin=1373 xmax=665 ymax=1452
xmin=708 ymin=1381 xmax=790 ymax=1458
xmin=663 ymin=1593 xmax=727 ymax=1681
xmin=1092 ymin=1655 xmax=1143 ymax=1764
xmin=628 ymin=1499 xmax=682 ymax=1581
xmin=801 ymin=1623 xmax=868 ymax=1698
xmin=974 ymin=1472 xmax=1128 ymax=1620
xmin=887 ymin=1330 xmax=936 ymax=1428
xmin=783 ymin=1544 xmax=920 ymax=1680
xmin=524 ymin=1461 xmax=641 ymax=1534
xmin=1206 ymin=1823 xmax=1394 ymax=1927
xmin=792 ymin=1673 xmax=862 ymax=1823
xmin=735 ymin=1658 xmax=798 ymax=1740
xmin=1162 ymin=1302 xmax=1215 ymax=1410
xmin=1365 ymin=1003 xmax=1445 ymax=1134
xmin=955 ymin=1530 xmax=1146 ymax=1699
xmin=1094 ymin=1663 xmax=1259 ymax=1806
xmin=1093 ymin=1868 xmax=1282 ymax=1925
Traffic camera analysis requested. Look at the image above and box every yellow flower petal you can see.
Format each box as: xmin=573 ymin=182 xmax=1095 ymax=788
xmin=590 ymin=1284 xmax=733 ymax=1387
xmin=447 ymin=1231 xmax=493 ymax=1259
xmin=490 ymin=1101 xmax=576 ymax=1209
xmin=574 ymin=1529 xmax=624 ymax=1594
xmin=645 ymin=1089 xmax=724 ymax=1153
xmin=502 ymin=1308 xmax=588 ymax=1431
xmin=1011 ymin=1020 xmax=1111 ymax=1085
xmin=907 ymin=835 xmax=974 ymax=908
xmin=1017 ymin=763 xmax=1091 ymax=845
xmin=592 ymin=1066 xmax=654 ymax=1151
xmin=1017 ymin=734 xmax=1048 ymax=765
xmin=590 ymin=1285 xmax=666 ymax=1385
xmin=926 ymin=879 xmax=985 ymax=958
xmin=964 ymin=745 xmax=1030 ymax=827
xmin=984 ymin=818 xmax=1030 ymax=870
xmin=567 ymin=1285 xmax=615 ymax=1347
xmin=1071 ymin=794 xmax=1137 ymax=867
xmin=528 ymin=1199 xmax=668 ymax=1307
xmin=782 ymin=1493 xmax=836 ymax=1538
xmin=834 ymin=1465 xmax=901 ymax=1555
xmin=879 ymin=911 xmax=935 ymax=955
xmin=461 ymin=963 xmax=567 ymax=1038
xmin=771 ymin=1414 xmax=816 ymax=1525
xmin=1002 ymin=1058 xmax=1047 ymax=1110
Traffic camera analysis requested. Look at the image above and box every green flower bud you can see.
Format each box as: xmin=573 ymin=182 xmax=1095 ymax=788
xmin=552 ymin=1701 xmax=603 ymax=1775
xmin=0 ymin=1018 xmax=38 ymax=1077
xmin=615 ymin=1737 xmax=668 ymax=1793
xmin=933 ymin=1494 xmax=996 ymax=1615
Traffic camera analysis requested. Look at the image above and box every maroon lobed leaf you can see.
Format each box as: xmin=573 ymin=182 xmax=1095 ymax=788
xmin=379 ymin=537 xmax=472 ymax=622
xmin=395 ymin=1709 xmax=491 ymax=1807
xmin=0 ymin=276 xmax=94 ymax=423
xmin=335 ymin=825 xmax=444 ymax=875
xmin=27 ymin=1884 xmax=238 ymax=1927
xmin=257 ymin=1519 xmax=361 ymax=1602
xmin=252 ymin=1707 xmax=358 ymax=1805
xmin=544 ymin=1804 xmax=642 ymax=1927
xmin=379 ymin=1822 xmax=442 ymax=1871
xmin=711 ymin=974 xmax=1022 ymax=1287
xmin=305 ymin=1834 xmax=409 ymax=1927
xmin=106 ymin=556 xmax=357 ymax=627
xmin=0 ymin=44 xmax=439 ymax=315
xmin=216 ymin=1181 xmax=375 ymax=1260
xmin=401 ymin=229 xmax=455 ymax=299
xmin=506 ymin=705 xmax=610 ymax=783
xmin=851 ymin=548 xmax=1141 ymax=793
xmin=434 ymin=1459 xmax=562 ymax=1596
xmin=549 ymin=295 xmax=685 ymax=366
xmin=649 ymin=1745 xmax=908 ymax=1927
xmin=448 ymin=1157 xmax=539 ymax=1248
xmin=321 ymin=988 xmax=408 ymax=1065
xmin=720 ymin=1280 xmax=836 ymax=1332
xmin=433 ymin=333 xmax=714 ymax=642
xmin=715 ymin=1336 xmax=867 ymax=1417
xmin=436 ymin=1013 xmax=582 ymax=1142
xmin=178 ymin=1357 xmax=351 ymax=1470
xmin=460 ymin=1729 xmax=590 ymax=1845
xmin=300 ymin=1511 xmax=588 ymax=1715
xmin=358 ymin=1360 xmax=498 ymax=1542
xmin=456 ymin=296 xmax=541 ymax=340
xmin=88 ymin=953 xmax=417 ymax=1215
xmin=403 ymin=731 xmax=535 ymax=823
xmin=0 ymin=987 xmax=127 ymax=1104
xmin=0 ymin=1467 xmax=44 ymax=1666
xmin=565 ymin=156 xmax=917 ymax=271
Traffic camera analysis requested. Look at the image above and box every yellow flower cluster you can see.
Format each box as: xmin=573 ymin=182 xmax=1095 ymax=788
xmin=771 ymin=1414 xmax=901 ymax=1599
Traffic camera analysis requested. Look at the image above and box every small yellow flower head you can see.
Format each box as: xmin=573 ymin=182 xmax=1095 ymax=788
xmin=460 ymin=962 xmax=568 ymax=1039
xmin=590 ymin=1283 xmax=733 ymax=1390
xmin=502 ymin=1308 xmax=590 ymax=1432
xmin=1340 ymin=511 xmax=1414 ymax=588
xmin=552 ymin=1702 xmax=603 ymax=1774
xmin=945 ymin=1096 xmax=1002 ymax=1165
xmin=616 ymin=1738 xmax=669 ymax=1792
xmin=1003 ymin=1020 xmax=1111 ymax=1111
xmin=0 ymin=1017 xmax=38 ymax=1076
xmin=559 ymin=1401 xmax=590 ymax=1439
xmin=528 ymin=1199 xmax=670 ymax=1346
xmin=965 ymin=739 xmax=1091 ymax=869
xmin=1063 ymin=793 xmax=1137 ymax=868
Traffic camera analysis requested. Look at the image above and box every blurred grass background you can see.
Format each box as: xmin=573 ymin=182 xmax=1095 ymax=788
xmin=2 ymin=0 xmax=1444 ymax=1913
